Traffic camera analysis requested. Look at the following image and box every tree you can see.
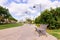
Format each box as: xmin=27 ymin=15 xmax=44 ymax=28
xmin=0 ymin=6 xmax=17 ymax=24
xmin=35 ymin=7 xmax=60 ymax=29
xmin=26 ymin=18 xmax=32 ymax=24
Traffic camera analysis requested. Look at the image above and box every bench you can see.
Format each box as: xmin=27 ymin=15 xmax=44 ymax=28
xmin=35 ymin=24 xmax=48 ymax=37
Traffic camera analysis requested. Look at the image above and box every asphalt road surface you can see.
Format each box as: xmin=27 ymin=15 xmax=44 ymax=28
xmin=0 ymin=24 xmax=57 ymax=40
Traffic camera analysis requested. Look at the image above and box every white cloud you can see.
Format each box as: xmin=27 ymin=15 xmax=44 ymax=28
xmin=8 ymin=2 xmax=29 ymax=15
xmin=0 ymin=0 xmax=7 ymax=4
xmin=0 ymin=0 xmax=60 ymax=21
xmin=14 ymin=0 xmax=21 ymax=2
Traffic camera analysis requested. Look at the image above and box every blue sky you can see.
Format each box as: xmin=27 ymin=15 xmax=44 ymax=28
xmin=0 ymin=0 xmax=60 ymax=21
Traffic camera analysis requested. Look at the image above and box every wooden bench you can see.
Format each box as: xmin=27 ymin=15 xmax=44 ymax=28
xmin=35 ymin=24 xmax=48 ymax=36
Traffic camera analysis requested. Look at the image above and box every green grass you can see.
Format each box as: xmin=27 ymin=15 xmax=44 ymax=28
xmin=35 ymin=24 xmax=40 ymax=27
xmin=47 ymin=29 xmax=60 ymax=40
xmin=0 ymin=23 xmax=23 ymax=30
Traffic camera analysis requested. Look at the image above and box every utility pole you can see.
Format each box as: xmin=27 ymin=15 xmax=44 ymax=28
xmin=33 ymin=3 xmax=42 ymax=19
xmin=39 ymin=4 xmax=42 ymax=13
xmin=33 ymin=4 xmax=42 ymax=12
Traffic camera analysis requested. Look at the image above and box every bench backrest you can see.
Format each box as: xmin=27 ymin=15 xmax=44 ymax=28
xmin=39 ymin=24 xmax=48 ymax=30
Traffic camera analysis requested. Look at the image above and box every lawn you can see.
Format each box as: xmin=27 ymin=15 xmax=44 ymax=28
xmin=47 ymin=29 xmax=60 ymax=40
xmin=0 ymin=23 xmax=23 ymax=30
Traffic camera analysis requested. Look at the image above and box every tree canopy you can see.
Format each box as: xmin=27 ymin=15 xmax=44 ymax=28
xmin=0 ymin=6 xmax=17 ymax=24
xmin=35 ymin=7 xmax=60 ymax=29
xmin=26 ymin=18 xmax=32 ymax=24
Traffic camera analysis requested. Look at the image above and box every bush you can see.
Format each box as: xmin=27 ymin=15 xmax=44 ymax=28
xmin=35 ymin=7 xmax=60 ymax=29
xmin=35 ymin=24 xmax=40 ymax=27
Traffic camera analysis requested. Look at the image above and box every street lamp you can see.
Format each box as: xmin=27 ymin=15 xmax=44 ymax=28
xmin=33 ymin=4 xmax=42 ymax=12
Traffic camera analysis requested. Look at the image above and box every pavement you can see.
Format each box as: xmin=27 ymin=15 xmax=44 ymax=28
xmin=0 ymin=24 xmax=57 ymax=40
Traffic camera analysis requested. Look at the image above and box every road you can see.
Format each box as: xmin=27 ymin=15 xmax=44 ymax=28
xmin=0 ymin=24 xmax=57 ymax=40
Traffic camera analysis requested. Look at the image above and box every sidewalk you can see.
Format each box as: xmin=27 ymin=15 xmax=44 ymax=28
xmin=0 ymin=24 xmax=57 ymax=40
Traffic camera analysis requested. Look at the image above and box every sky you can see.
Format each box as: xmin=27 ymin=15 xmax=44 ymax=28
xmin=0 ymin=0 xmax=60 ymax=21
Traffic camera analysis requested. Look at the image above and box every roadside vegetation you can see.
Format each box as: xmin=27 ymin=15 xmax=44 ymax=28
xmin=0 ymin=23 xmax=23 ymax=30
xmin=0 ymin=6 xmax=17 ymax=24
xmin=34 ymin=7 xmax=60 ymax=40
xmin=0 ymin=6 xmax=23 ymax=30
xmin=47 ymin=29 xmax=60 ymax=40
xmin=34 ymin=7 xmax=60 ymax=29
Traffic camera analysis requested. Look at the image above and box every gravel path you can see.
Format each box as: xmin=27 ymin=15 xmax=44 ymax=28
xmin=0 ymin=24 xmax=57 ymax=40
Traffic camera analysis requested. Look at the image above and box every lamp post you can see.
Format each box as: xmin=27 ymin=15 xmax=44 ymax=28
xmin=55 ymin=0 xmax=58 ymax=8
xmin=33 ymin=3 xmax=42 ymax=20
xmin=33 ymin=4 xmax=42 ymax=12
